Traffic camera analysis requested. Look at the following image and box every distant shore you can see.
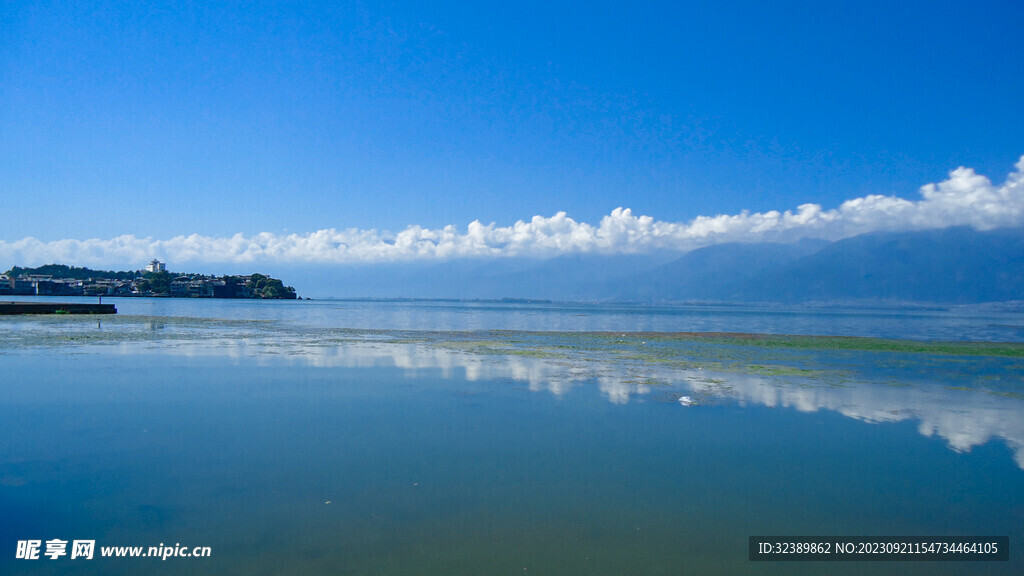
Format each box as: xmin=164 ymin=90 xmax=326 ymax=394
xmin=2 ymin=264 xmax=297 ymax=299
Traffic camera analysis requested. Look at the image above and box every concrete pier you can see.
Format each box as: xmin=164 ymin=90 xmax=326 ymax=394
xmin=0 ymin=302 xmax=117 ymax=315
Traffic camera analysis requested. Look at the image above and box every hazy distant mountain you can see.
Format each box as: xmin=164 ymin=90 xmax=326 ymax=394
xmin=291 ymin=226 xmax=1024 ymax=304
xmin=622 ymin=227 xmax=1024 ymax=304
xmin=744 ymin=226 xmax=1024 ymax=303
xmin=469 ymin=253 xmax=680 ymax=300
xmin=280 ymin=253 xmax=675 ymax=299
xmin=611 ymin=238 xmax=829 ymax=301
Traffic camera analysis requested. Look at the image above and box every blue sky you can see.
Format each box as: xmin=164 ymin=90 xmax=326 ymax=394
xmin=1 ymin=0 xmax=1022 ymax=268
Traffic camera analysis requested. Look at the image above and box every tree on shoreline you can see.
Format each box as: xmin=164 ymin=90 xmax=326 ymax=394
xmin=4 ymin=264 xmax=140 ymax=281
xmin=138 ymin=270 xmax=173 ymax=295
xmin=247 ymin=273 xmax=297 ymax=299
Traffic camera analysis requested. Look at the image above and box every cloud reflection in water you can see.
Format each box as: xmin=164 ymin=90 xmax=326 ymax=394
xmin=130 ymin=337 xmax=1024 ymax=469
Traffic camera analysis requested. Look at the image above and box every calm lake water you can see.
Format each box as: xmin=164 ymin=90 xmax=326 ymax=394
xmin=7 ymin=295 xmax=1024 ymax=340
xmin=2 ymin=298 xmax=1023 ymax=574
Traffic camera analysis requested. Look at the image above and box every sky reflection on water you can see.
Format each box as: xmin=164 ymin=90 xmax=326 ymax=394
xmin=92 ymin=332 xmax=1024 ymax=472
xmin=3 ymin=308 xmax=1024 ymax=575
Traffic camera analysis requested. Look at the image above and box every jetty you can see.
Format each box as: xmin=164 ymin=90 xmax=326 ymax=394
xmin=0 ymin=302 xmax=117 ymax=315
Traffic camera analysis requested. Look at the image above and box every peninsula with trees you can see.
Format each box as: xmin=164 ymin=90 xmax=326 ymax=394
xmin=1 ymin=260 xmax=298 ymax=299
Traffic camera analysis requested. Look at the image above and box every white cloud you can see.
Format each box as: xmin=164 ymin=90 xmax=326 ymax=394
xmin=2 ymin=156 xmax=1022 ymax=267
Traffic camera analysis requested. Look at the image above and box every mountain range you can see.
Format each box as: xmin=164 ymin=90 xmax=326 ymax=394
xmin=281 ymin=226 xmax=1024 ymax=304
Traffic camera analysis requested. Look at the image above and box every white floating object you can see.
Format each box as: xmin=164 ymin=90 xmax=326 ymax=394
xmin=678 ymin=395 xmax=694 ymax=406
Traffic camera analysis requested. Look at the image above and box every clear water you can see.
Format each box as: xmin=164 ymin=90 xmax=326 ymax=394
xmin=2 ymin=300 xmax=1023 ymax=574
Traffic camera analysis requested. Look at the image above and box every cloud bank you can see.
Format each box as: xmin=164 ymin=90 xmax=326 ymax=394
xmin=3 ymin=156 xmax=1023 ymax=268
